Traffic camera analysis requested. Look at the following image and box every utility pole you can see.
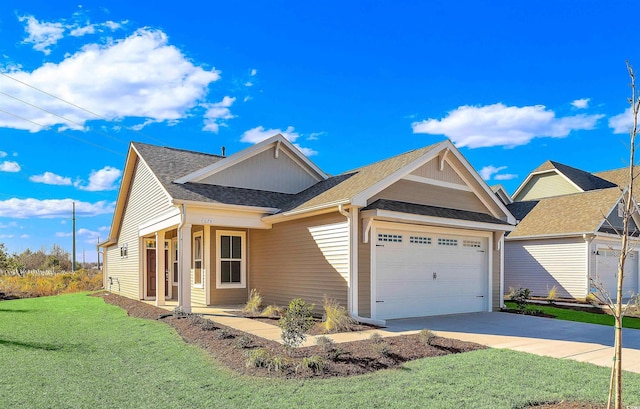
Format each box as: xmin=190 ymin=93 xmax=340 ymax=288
xmin=72 ymin=202 xmax=76 ymax=272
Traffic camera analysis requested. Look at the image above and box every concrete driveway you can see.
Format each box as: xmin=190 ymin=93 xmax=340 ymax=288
xmin=385 ymin=312 xmax=640 ymax=373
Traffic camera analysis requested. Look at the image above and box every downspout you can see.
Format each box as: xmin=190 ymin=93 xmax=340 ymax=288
xmin=338 ymin=204 xmax=385 ymax=327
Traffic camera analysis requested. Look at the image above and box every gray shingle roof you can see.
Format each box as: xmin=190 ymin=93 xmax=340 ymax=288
xmin=547 ymin=161 xmax=616 ymax=191
xmin=363 ymin=199 xmax=511 ymax=225
xmin=506 ymin=201 xmax=539 ymax=221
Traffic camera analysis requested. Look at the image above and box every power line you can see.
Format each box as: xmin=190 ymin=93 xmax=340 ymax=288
xmin=0 ymin=90 xmax=126 ymax=145
xmin=0 ymin=72 xmax=169 ymax=146
xmin=0 ymin=108 xmax=124 ymax=156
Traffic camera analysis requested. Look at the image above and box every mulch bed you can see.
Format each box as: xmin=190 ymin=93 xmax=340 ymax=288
xmin=92 ymin=291 xmax=485 ymax=379
xmin=234 ymin=312 xmax=381 ymax=335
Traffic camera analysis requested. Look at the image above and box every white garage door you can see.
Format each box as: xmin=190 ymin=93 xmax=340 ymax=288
xmin=594 ymin=250 xmax=638 ymax=298
xmin=375 ymin=227 xmax=489 ymax=320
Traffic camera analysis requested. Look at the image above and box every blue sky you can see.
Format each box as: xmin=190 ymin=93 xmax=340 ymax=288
xmin=0 ymin=1 xmax=638 ymax=262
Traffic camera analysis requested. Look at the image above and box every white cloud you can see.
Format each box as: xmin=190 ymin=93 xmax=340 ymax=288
xmin=412 ymin=103 xmax=604 ymax=148
xmin=77 ymin=166 xmax=121 ymax=191
xmin=494 ymin=173 xmax=518 ymax=181
xmin=479 ymin=165 xmax=518 ymax=181
xmin=250 ymin=69 xmax=257 ymax=76
xmin=240 ymin=126 xmax=318 ymax=156
xmin=20 ymin=234 xmax=30 ymax=239
xmin=0 ymin=234 xmax=14 ymax=239
xmin=0 ymin=151 xmax=7 ymax=158
xmin=0 ymin=198 xmax=114 ymax=218
xmin=30 ymin=171 xmax=73 ymax=186
xmin=69 ymin=20 xmax=125 ymax=37
xmin=307 ymin=132 xmax=325 ymax=141
xmin=244 ymin=81 xmax=253 ymax=87
xmin=19 ymin=15 xmax=65 ymax=55
xmin=479 ymin=165 xmax=506 ymax=180
xmin=0 ymin=161 xmax=21 ymax=172
xmin=202 ymin=96 xmax=235 ymax=133
xmin=1 ymin=28 xmax=221 ymax=132
xmin=69 ymin=24 xmax=95 ymax=37
xmin=571 ymin=98 xmax=590 ymax=109
xmin=77 ymin=228 xmax=102 ymax=244
xmin=243 ymin=96 xmax=252 ymax=102
xmin=56 ymin=232 xmax=72 ymax=237
xmin=609 ymin=107 xmax=633 ymax=134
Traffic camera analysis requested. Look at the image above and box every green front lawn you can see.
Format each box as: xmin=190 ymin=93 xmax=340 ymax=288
xmin=2 ymin=293 xmax=640 ymax=408
xmin=505 ymin=301 xmax=640 ymax=330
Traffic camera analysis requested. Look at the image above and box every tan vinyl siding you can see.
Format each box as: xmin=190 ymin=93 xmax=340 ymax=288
xmin=514 ymin=173 xmax=581 ymax=201
xmin=250 ymin=212 xmax=349 ymax=313
xmin=410 ymin=158 xmax=465 ymax=185
xmin=358 ymin=218 xmax=371 ymax=317
xmin=369 ymin=179 xmax=487 ymax=214
xmin=209 ymin=226 xmax=248 ymax=305
xmin=105 ymin=159 xmax=173 ymax=300
xmin=199 ymin=146 xmax=318 ymax=194
xmin=504 ymin=238 xmax=587 ymax=299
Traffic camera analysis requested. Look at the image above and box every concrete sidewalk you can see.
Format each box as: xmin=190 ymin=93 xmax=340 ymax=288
xmin=385 ymin=312 xmax=640 ymax=373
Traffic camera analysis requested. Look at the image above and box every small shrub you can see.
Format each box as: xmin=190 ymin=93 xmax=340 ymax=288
xmin=546 ymin=285 xmax=558 ymax=305
xmin=172 ymin=306 xmax=187 ymax=318
xmin=419 ymin=329 xmax=437 ymax=346
xmin=243 ymin=289 xmax=263 ymax=314
xmin=315 ymin=335 xmax=335 ymax=351
xmin=279 ymin=298 xmax=315 ymax=349
xmin=373 ymin=341 xmax=392 ymax=358
xmin=235 ymin=334 xmax=253 ymax=349
xmin=509 ymin=287 xmax=531 ymax=313
xmin=199 ymin=319 xmax=217 ymax=331
xmin=298 ymin=355 xmax=325 ymax=373
xmin=245 ymin=348 xmax=270 ymax=368
xmin=216 ymin=329 xmax=233 ymax=339
xmin=586 ymin=292 xmax=600 ymax=307
xmin=186 ymin=313 xmax=203 ymax=324
xmin=320 ymin=295 xmax=355 ymax=333
xmin=260 ymin=304 xmax=285 ymax=318
xmin=369 ymin=332 xmax=384 ymax=344
xmin=269 ymin=355 xmax=292 ymax=373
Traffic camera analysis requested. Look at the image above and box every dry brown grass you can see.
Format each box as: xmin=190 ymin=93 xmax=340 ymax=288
xmin=0 ymin=269 xmax=103 ymax=298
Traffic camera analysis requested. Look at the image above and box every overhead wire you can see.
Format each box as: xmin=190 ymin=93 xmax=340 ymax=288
xmin=0 ymin=72 xmax=170 ymax=146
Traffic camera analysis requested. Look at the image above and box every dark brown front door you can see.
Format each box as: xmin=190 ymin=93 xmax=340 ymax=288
xmin=147 ymin=249 xmax=156 ymax=297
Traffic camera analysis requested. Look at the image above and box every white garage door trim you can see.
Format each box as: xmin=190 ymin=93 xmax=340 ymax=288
xmin=594 ymin=246 xmax=639 ymax=297
xmin=370 ymin=221 xmax=493 ymax=320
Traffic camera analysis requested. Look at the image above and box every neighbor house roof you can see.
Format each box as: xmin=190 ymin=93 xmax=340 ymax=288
xmin=507 ymin=187 xmax=622 ymax=238
xmin=533 ymin=160 xmax=616 ymax=191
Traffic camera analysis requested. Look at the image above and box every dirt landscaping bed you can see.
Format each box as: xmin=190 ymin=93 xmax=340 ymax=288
xmin=93 ymin=292 xmax=486 ymax=379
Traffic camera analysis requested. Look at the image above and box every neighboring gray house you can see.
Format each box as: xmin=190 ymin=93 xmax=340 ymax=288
xmin=504 ymin=161 xmax=640 ymax=300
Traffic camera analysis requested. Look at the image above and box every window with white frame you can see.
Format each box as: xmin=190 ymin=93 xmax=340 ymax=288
xmin=120 ymin=243 xmax=128 ymax=258
xmin=193 ymin=232 xmax=204 ymax=288
xmin=217 ymin=230 xmax=246 ymax=288
xmin=172 ymin=237 xmax=178 ymax=285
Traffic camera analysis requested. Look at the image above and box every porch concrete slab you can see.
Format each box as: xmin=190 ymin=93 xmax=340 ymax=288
xmin=384 ymin=312 xmax=640 ymax=373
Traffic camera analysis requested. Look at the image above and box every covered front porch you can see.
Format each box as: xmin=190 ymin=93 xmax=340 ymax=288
xmin=139 ymin=203 xmax=273 ymax=312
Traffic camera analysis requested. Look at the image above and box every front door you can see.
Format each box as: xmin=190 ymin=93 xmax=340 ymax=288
xmin=147 ymin=248 xmax=156 ymax=297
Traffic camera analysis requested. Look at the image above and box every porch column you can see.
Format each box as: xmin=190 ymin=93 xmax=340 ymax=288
xmin=155 ymin=230 xmax=166 ymax=306
xmin=178 ymin=223 xmax=192 ymax=313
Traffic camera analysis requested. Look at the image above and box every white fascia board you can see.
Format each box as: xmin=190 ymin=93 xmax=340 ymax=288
xmin=138 ymin=207 xmax=182 ymax=237
xmin=131 ymin=144 xmax=174 ymax=204
xmin=442 ymin=141 xmax=516 ymax=224
xmin=360 ymin=209 xmax=515 ymax=232
xmin=505 ymin=232 xmax=594 ymax=241
xmin=402 ymin=174 xmax=473 ymax=191
xmin=174 ymin=134 xmax=327 ymax=184
xmin=171 ymin=199 xmax=280 ymax=214
xmin=351 ymin=141 xmax=448 ymax=206
xmin=262 ymin=200 xmax=351 ymax=223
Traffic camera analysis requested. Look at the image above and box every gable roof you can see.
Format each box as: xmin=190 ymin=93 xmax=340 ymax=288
xmin=507 ymin=187 xmax=622 ymax=238
xmin=174 ymin=134 xmax=327 ymax=185
xmin=513 ymin=160 xmax=616 ymax=200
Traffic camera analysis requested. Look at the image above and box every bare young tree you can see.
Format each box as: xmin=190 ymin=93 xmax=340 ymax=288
xmin=590 ymin=60 xmax=640 ymax=409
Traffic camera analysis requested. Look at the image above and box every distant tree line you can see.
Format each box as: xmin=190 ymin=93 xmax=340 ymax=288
xmin=0 ymin=243 xmax=96 ymax=275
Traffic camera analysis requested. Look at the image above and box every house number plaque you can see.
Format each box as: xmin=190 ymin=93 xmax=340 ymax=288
xmin=201 ymin=218 xmax=214 ymax=224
